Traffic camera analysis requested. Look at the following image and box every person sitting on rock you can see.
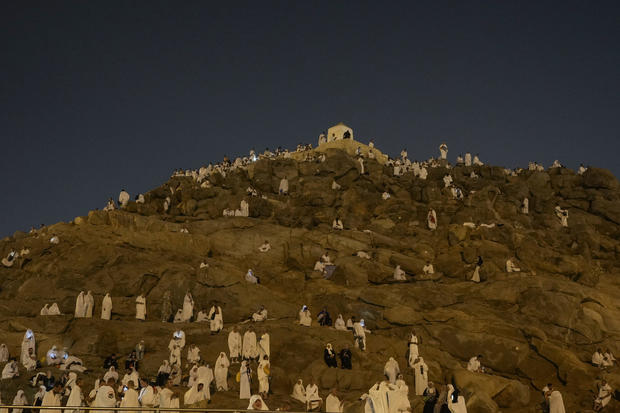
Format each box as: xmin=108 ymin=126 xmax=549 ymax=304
xmin=331 ymin=180 xmax=341 ymax=190
xmin=521 ymin=197 xmax=529 ymax=214
xmin=592 ymin=348 xmax=605 ymax=367
xmin=467 ymin=354 xmax=484 ymax=373
xmin=593 ymin=379 xmax=613 ymax=412
xmin=603 ymin=348 xmax=616 ymax=367
xmin=339 ymin=346 xmax=352 ymax=369
xmin=103 ymin=198 xmax=116 ymax=211
xmin=356 ymin=251 xmax=371 ymax=259
xmin=306 ymin=378 xmax=322 ymax=411
xmin=1 ymin=250 xmax=18 ymax=268
xmin=49 ymin=235 xmax=60 ymax=245
xmin=252 ymin=305 xmax=268 ymax=322
xmin=473 ymin=153 xmax=483 ymax=165
xmin=393 ymin=265 xmax=407 ymax=281
xmin=245 ymin=269 xmax=259 ymax=284
xmin=423 ymin=261 xmax=434 ymax=275
xmin=1 ymin=358 xmax=19 ymax=379
xmin=578 ymin=163 xmax=587 ymax=175
xmin=555 ymin=205 xmax=569 ymax=227
xmin=324 ymin=343 xmax=338 ymax=368
xmin=291 ymin=379 xmax=306 ymax=404
xmin=334 ymin=314 xmax=347 ymax=331
xmin=382 ymin=191 xmax=391 ymax=200
xmin=471 ymin=256 xmax=483 ymax=283
xmin=299 ymin=305 xmax=312 ymax=327
xmin=258 ymin=240 xmax=271 ymax=252
xmin=279 ymin=176 xmax=289 ymax=195
xmin=346 ymin=316 xmax=354 ymax=331
xmin=332 ymin=217 xmax=344 ymax=230
xmin=506 ymin=258 xmax=521 ymax=273
xmin=317 ymin=307 xmax=332 ymax=326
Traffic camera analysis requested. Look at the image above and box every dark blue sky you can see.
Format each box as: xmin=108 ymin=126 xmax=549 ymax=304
xmin=1 ymin=1 xmax=619 ymax=237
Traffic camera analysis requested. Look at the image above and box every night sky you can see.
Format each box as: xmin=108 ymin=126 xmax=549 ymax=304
xmin=2 ymin=1 xmax=619 ymax=237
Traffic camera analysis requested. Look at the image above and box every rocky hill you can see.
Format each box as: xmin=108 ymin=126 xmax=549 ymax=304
xmin=1 ymin=139 xmax=620 ymax=413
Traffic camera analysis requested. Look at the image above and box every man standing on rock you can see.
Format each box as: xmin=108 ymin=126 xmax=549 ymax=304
xmin=135 ymin=294 xmax=146 ymax=321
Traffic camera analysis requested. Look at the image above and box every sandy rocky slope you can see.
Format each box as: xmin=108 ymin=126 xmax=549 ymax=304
xmin=1 ymin=139 xmax=620 ymax=412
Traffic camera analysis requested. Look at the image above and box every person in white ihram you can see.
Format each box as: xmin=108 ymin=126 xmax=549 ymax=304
xmin=258 ymin=240 xmax=271 ymax=252
xmin=467 ymin=354 xmax=484 ymax=372
xmin=545 ymin=384 xmax=566 ymax=413
xmin=593 ymin=379 xmax=612 ymax=411
xmin=74 ymin=292 xmax=85 ymax=318
xmin=181 ymin=291 xmax=194 ymax=322
xmin=423 ymin=261 xmax=434 ymax=275
xmin=393 ymin=265 xmax=406 ymax=281
xmin=118 ymin=189 xmax=130 ymax=208
xmin=101 ymin=293 xmax=112 ymax=320
xmin=439 ymin=143 xmax=448 ymax=160
xmin=135 ymin=294 xmax=146 ymax=320
xmin=506 ymin=257 xmax=521 ymax=273
xmin=383 ymin=357 xmax=400 ymax=384
xmin=279 ymin=176 xmax=289 ymax=195
xmin=555 ymin=206 xmax=568 ymax=227
xmin=299 ymin=305 xmax=312 ymax=327
xmin=412 ymin=357 xmax=428 ymax=396
xmin=427 ymin=209 xmax=437 ymax=231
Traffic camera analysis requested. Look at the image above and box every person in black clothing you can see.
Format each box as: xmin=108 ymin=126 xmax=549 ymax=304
xmin=43 ymin=371 xmax=55 ymax=391
xmin=125 ymin=350 xmax=139 ymax=370
xmin=324 ymin=344 xmax=338 ymax=368
xmin=103 ymin=353 xmax=118 ymax=370
xmin=339 ymin=346 xmax=352 ymax=369
xmin=317 ymin=307 xmax=332 ymax=327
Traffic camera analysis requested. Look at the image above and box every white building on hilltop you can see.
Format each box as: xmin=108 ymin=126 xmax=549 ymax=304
xmin=327 ymin=122 xmax=353 ymax=142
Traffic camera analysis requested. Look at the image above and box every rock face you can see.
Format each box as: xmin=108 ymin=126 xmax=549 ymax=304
xmin=1 ymin=139 xmax=620 ymax=413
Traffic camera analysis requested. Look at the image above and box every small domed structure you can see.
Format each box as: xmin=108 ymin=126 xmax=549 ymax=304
xmin=327 ymin=122 xmax=353 ymax=142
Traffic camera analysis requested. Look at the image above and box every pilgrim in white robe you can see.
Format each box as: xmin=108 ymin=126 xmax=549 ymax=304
xmin=427 ymin=210 xmax=437 ymax=230
xmin=21 ymin=329 xmax=36 ymax=363
xmin=383 ymin=357 xmax=400 ymax=383
xmin=521 ymin=197 xmax=529 ymax=214
xmin=247 ymin=394 xmax=269 ymax=410
xmin=184 ymin=381 xmax=209 ymax=406
xmin=439 ymin=143 xmax=448 ymax=160
xmin=1 ymin=361 xmax=19 ymax=379
xmin=46 ymin=346 xmax=61 ymax=366
xmin=306 ymin=383 xmax=322 ymax=411
xmin=447 ymin=384 xmax=468 ymax=413
xmin=48 ymin=303 xmax=61 ymax=315
xmin=358 ymin=158 xmax=365 ymax=175
xmin=291 ymin=379 xmax=306 ymax=404
xmin=252 ymin=307 xmax=268 ymax=322
xmin=246 ymin=269 xmax=259 ymax=284
xmin=258 ymin=242 xmax=271 ymax=252
xmin=555 ymin=206 xmax=568 ymax=227
xmin=467 ymin=356 xmax=481 ymax=372
xmin=187 ymin=365 xmax=199 ymax=388
xmin=118 ymin=190 xmax=130 ymax=207
xmin=392 ymin=379 xmax=411 ymax=413
xmin=103 ymin=367 xmax=119 ymax=383
xmin=279 ymin=177 xmax=289 ymax=194
xmin=119 ymin=387 xmax=139 ymax=413
xmin=208 ymin=306 xmax=223 ymax=332
xmin=595 ymin=382 xmax=612 ymax=408
xmin=334 ymin=315 xmax=347 ymax=331
xmin=239 ymin=361 xmax=251 ymax=399
xmin=506 ymin=259 xmax=521 ymax=273
xmin=549 ymin=390 xmax=565 ymax=413
xmin=196 ymin=364 xmax=214 ymax=392
xmin=408 ymin=333 xmax=419 ymax=365
xmin=181 ymin=292 xmax=194 ymax=322
xmin=187 ymin=345 xmax=201 ymax=365
xmin=258 ymin=333 xmax=270 ymax=358
xmin=41 ymin=390 xmax=62 ymax=413
xmin=393 ymin=265 xmax=406 ymax=281
xmin=0 ymin=344 xmax=8 ymax=362
xmin=257 ymin=358 xmax=270 ymax=394
xmin=228 ymin=329 xmax=242 ymax=360
xmin=332 ymin=219 xmax=344 ymax=230
xmin=65 ymin=383 xmax=83 ymax=413
xmin=242 ymin=330 xmax=258 ymax=359
xmin=94 ymin=384 xmax=117 ymax=413
xmin=12 ymin=390 xmax=28 ymax=413
xmin=195 ymin=310 xmax=208 ymax=322
xmin=169 ymin=345 xmax=181 ymax=367
xmin=423 ymin=263 xmax=434 ymax=275
xmin=592 ymin=351 xmax=604 ymax=367
xmin=326 ymin=393 xmax=343 ymax=413
xmin=84 ymin=291 xmax=94 ymax=318
xmin=101 ymin=294 xmax=112 ymax=320
xmin=135 ymin=295 xmax=146 ymax=320
xmin=299 ymin=307 xmax=312 ymax=326
xmin=412 ymin=358 xmax=428 ymax=396
xmin=214 ymin=352 xmax=230 ymax=391
xmin=419 ymin=167 xmax=428 ymax=180
xmin=138 ymin=383 xmax=156 ymax=412
xmin=74 ymin=292 xmax=86 ymax=318
xmin=464 ymin=153 xmax=472 ymax=166
xmin=40 ymin=304 xmax=49 ymax=315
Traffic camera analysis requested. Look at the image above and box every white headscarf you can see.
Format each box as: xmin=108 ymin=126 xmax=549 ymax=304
xmin=247 ymin=394 xmax=269 ymax=410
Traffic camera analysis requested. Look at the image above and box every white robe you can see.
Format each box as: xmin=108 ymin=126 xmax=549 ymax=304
xmin=549 ymin=391 xmax=566 ymax=413
xmin=412 ymin=358 xmax=428 ymax=396
xmin=427 ymin=210 xmax=437 ymax=230
xmin=48 ymin=303 xmax=61 ymax=315
xmin=258 ymin=333 xmax=270 ymax=358
xmin=279 ymin=178 xmax=289 ymax=194
xmin=101 ymin=294 xmax=112 ymax=320
xmin=393 ymin=380 xmax=411 ymax=413
xmin=181 ymin=293 xmax=194 ymax=322
xmin=291 ymin=381 xmax=306 ymax=404
xmin=120 ymin=388 xmax=139 ymax=413
xmin=447 ymin=385 xmax=467 ymax=413
xmin=0 ymin=344 xmax=8 ymax=362
xmin=242 ymin=331 xmax=258 ymax=359
xmin=228 ymin=331 xmax=242 ymax=358
xmin=184 ymin=380 xmax=209 ymax=406
xmin=187 ymin=346 xmax=201 ymax=364
xmin=214 ymin=353 xmax=230 ymax=391
xmin=42 ymin=391 xmax=62 ymax=413
xmin=393 ymin=266 xmax=406 ymax=281
xmin=74 ymin=292 xmax=85 ymax=318
xmin=252 ymin=309 xmax=268 ymax=322
xmin=1 ymin=362 xmax=18 ymax=379
xmin=334 ymin=315 xmax=347 ymax=331
xmin=383 ymin=358 xmax=400 ymax=383
xmin=84 ymin=292 xmax=94 ymax=318
xmin=239 ymin=362 xmax=251 ymax=399
xmin=208 ymin=306 xmax=223 ymax=332
xmin=135 ymin=296 xmax=146 ymax=320
xmin=408 ymin=335 xmax=419 ymax=365
xmin=326 ymin=394 xmax=343 ymax=413
xmin=299 ymin=309 xmax=312 ymax=326
xmin=306 ymin=384 xmax=322 ymax=409
xmin=257 ymin=359 xmax=270 ymax=393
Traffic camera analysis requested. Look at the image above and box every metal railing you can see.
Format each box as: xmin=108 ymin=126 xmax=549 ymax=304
xmin=0 ymin=406 xmax=309 ymax=413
